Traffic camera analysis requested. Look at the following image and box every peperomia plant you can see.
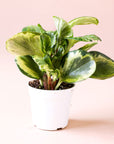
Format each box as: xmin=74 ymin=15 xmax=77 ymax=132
xmin=6 ymin=16 xmax=114 ymax=90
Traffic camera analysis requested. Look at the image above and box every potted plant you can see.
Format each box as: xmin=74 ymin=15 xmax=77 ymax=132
xmin=6 ymin=16 xmax=114 ymax=130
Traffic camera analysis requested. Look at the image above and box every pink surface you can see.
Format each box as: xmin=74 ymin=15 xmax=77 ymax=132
xmin=0 ymin=0 xmax=114 ymax=143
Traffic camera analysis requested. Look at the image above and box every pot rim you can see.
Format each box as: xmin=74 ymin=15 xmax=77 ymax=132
xmin=28 ymin=81 xmax=75 ymax=92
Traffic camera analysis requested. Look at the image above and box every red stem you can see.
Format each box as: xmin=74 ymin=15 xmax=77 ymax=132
xmin=43 ymin=74 xmax=48 ymax=90
xmin=48 ymin=76 xmax=51 ymax=90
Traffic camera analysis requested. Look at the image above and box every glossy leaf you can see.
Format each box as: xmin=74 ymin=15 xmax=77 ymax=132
xmin=52 ymin=40 xmax=68 ymax=69
xmin=65 ymin=35 xmax=100 ymax=53
xmin=32 ymin=55 xmax=59 ymax=80
xmin=6 ymin=32 xmax=44 ymax=57
xmin=59 ymin=39 xmax=69 ymax=55
xmin=40 ymin=33 xmax=51 ymax=55
xmin=46 ymin=31 xmax=57 ymax=48
xmin=66 ymin=34 xmax=101 ymax=42
xmin=52 ymin=52 xmax=63 ymax=69
xmin=22 ymin=24 xmax=46 ymax=33
xmin=32 ymin=55 xmax=54 ymax=72
xmin=65 ymin=39 xmax=78 ymax=53
xmin=37 ymin=24 xmax=46 ymax=33
xmin=43 ymin=54 xmax=54 ymax=69
xmin=89 ymin=51 xmax=114 ymax=79
xmin=53 ymin=16 xmax=73 ymax=38
xmin=69 ymin=16 xmax=99 ymax=27
xmin=52 ymin=56 xmax=62 ymax=69
xmin=60 ymin=50 xmax=96 ymax=83
xmin=15 ymin=55 xmax=43 ymax=79
xmin=79 ymin=42 xmax=98 ymax=51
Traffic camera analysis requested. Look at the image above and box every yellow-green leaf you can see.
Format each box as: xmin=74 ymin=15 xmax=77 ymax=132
xmin=6 ymin=32 xmax=44 ymax=57
xmin=90 ymin=51 xmax=114 ymax=79
xmin=22 ymin=24 xmax=46 ymax=33
xmin=15 ymin=56 xmax=43 ymax=79
xmin=79 ymin=42 xmax=98 ymax=51
xmin=69 ymin=16 xmax=99 ymax=28
xmin=66 ymin=35 xmax=101 ymax=42
xmin=60 ymin=50 xmax=96 ymax=83
xmin=53 ymin=16 xmax=73 ymax=38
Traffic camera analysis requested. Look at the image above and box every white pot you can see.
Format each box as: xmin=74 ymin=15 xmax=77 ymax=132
xmin=28 ymin=84 xmax=75 ymax=130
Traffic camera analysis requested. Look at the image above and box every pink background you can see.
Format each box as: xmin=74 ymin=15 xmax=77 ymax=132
xmin=0 ymin=0 xmax=114 ymax=143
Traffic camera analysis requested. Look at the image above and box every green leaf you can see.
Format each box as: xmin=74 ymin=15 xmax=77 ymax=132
xmin=22 ymin=25 xmax=40 ymax=33
xmin=53 ymin=16 xmax=73 ymax=38
xmin=51 ymin=40 xmax=68 ymax=69
xmin=65 ymin=39 xmax=78 ymax=53
xmin=69 ymin=16 xmax=99 ymax=28
xmin=40 ymin=33 xmax=51 ymax=55
xmin=89 ymin=51 xmax=114 ymax=79
xmin=43 ymin=54 xmax=54 ymax=69
xmin=66 ymin=34 xmax=101 ymax=42
xmin=52 ymin=56 xmax=61 ymax=69
xmin=22 ymin=24 xmax=46 ymax=33
xmin=37 ymin=24 xmax=46 ymax=33
xmin=15 ymin=55 xmax=43 ymax=79
xmin=79 ymin=42 xmax=98 ymax=51
xmin=6 ymin=32 xmax=44 ymax=57
xmin=32 ymin=55 xmax=54 ymax=72
xmin=46 ymin=31 xmax=57 ymax=48
xmin=60 ymin=50 xmax=96 ymax=83
xmin=32 ymin=55 xmax=59 ymax=80
xmin=65 ymin=35 xmax=100 ymax=53
xmin=52 ymin=53 xmax=63 ymax=69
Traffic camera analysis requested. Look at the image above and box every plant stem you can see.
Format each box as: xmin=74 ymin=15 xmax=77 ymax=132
xmin=39 ymin=79 xmax=43 ymax=86
xmin=43 ymin=73 xmax=48 ymax=90
xmin=47 ymin=72 xmax=52 ymax=90
xmin=52 ymin=80 xmax=57 ymax=90
xmin=48 ymin=75 xmax=51 ymax=90
xmin=50 ymin=79 xmax=54 ymax=90
xmin=55 ymin=79 xmax=62 ymax=90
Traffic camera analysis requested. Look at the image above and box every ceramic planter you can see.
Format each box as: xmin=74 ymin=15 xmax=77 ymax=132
xmin=28 ymin=84 xmax=75 ymax=130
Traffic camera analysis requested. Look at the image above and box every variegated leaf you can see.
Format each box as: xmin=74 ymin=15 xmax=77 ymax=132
xmin=69 ymin=16 xmax=99 ymax=28
xmin=6 ymin=32 xmax=44 ymax=57
xmin=32 ymin=55 xmax=59 ymax=81
xmin=66 ymin=34 xmax=101 ymax=42
xmin=22 ymin=24 xmax=46 ymax=33
xmin=40 ymin=33 xmax=51 ymax=55
xmin=53 ymin=16 xmax=73 ymax=38
xmin=15 ymin=55 xmax=43 ymax=79
xmin=60 ymin=50 xmax=96 ymax=83
xmin=79 ymin=42 xmax=98 ymax=51
xmin=89 ymin=51 xmax=114 ymax=79
xmin=46 ymin=31 xmax=57 ymax=48
xmin=32 ymin=55 xmax=53 ymax=72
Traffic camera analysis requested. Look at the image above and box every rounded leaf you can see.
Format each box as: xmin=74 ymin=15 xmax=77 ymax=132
xmin=15 ymin=55 xmax=43 ymax=79
xmin=89 ymin=51 xmax=114 ymax=79
xmin=60 ymin=50 xmax=96 ymax=83
xmin=6 ymin=32 xmax=44 ymax=57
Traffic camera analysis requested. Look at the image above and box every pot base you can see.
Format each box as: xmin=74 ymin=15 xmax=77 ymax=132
xmin=34 ymin=125 xmax=66 ymax=131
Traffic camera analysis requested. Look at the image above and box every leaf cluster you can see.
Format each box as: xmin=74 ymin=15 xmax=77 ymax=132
xmin=6 ymin=16 xmax=114 ymax=90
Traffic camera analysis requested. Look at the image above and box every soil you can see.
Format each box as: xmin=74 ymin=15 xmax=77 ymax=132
xmin=29 ymin=80 xmax=74 ymax=90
